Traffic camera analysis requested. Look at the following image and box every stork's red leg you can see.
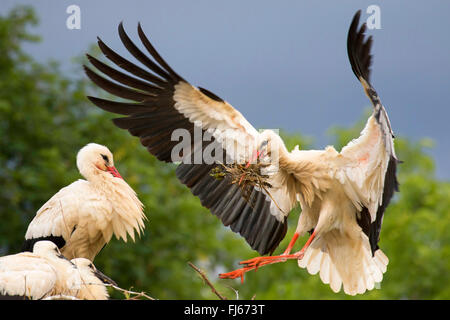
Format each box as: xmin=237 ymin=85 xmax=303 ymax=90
xmin=238 ymin=232 xmax=300 ymax=269
xmin=284 ymin=232 xmax=300 ymax=254
xmin=242 ymin=231 xmax=315 ymax=268
xmin=219 ymin=232 xmax=316 ymax=282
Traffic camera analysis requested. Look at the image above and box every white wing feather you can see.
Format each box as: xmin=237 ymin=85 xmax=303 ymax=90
xmin=0 ymin=254 xmax=57 ymax=299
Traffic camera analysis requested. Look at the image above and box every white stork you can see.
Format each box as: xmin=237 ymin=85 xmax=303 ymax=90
xmin=84 ymin=10 xmax=399 ymax=295
xmin=0 ymin=241 xmax=115 ymax=300
xmin=22 ymin=143 xmax=146 ymax=261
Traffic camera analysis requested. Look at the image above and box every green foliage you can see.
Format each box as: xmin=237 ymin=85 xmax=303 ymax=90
xmin=0 ymin=6 xmax=448 ymax=299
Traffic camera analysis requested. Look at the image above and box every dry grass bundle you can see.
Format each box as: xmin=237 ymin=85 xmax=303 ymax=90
xmin=210 ymin=160 xmax=272 ymax=208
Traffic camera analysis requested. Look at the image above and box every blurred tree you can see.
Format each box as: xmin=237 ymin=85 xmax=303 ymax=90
xmin=0 ymin=6 xmax=448 ymax=299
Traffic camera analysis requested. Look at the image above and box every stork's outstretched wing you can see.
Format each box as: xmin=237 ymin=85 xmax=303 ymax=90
xmin=340 ymin=10 xmax=400 ymax=255
xmin=84 ymin=23 xmax=297 ymax=255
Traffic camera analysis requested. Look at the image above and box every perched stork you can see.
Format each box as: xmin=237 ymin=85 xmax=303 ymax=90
xmin=22 ymin=143 xmax=146 ymax=261
xmin=84 ymin=10 xmax=399 ymax=295
xmin=0 ymin=241 xmax=115 ymax=300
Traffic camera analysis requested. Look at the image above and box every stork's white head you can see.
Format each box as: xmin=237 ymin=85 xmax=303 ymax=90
xmin=32 ymin=240 xmax=61 ymax=257
xmin=72 ymin=258 xmax=117 ymax=286
xmin=71 ymin=258 xmax=116 ymax=300
xmin=76 ymin=143 xmax=123 ymax=181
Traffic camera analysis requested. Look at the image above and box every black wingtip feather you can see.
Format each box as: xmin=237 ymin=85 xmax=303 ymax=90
xmin=86 ymin=96 xmax=152 ymax=115
xmin=118 ymin=23 xmax=173 ymax=81
xmin=84 ymin=65 xmax=154 ymax=102
xmin=95 ymin=37 xmax=168 ymax=88
xmin=347 ymin=10 xmax=373 ymax=84
xmin=198 ymin=87 xmax=224 ymax=103
xmin=86 ymin=53 xmax=162 ymax=94
xmin=137 ymin=23 xmax=185 ymax=82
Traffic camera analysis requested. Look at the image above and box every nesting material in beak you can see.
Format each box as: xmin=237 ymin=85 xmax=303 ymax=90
xmin=107 ymin=166 xmax=123 ymax=179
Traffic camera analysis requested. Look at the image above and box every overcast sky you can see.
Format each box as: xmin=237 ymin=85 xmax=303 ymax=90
xmin=2 ymin=0 xmax=449 ymax=180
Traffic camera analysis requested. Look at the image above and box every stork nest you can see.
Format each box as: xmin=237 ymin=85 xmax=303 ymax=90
xmin=210 ymin=161 xmax=272 ymax=207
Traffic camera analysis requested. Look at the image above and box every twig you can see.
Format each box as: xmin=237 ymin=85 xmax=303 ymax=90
xmin=105 ymin=283 xmax=156 ymax=300
xmin=211 ymin=160 xmax=287 ymax=215
xmin=188 ymin=262 xmax=228 ymax=300
xmin=224 ymin=285 xmax=239 ymax=300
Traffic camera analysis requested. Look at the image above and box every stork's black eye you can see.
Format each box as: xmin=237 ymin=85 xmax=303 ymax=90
xmin=101 ymin=154 xmax=109 ymax=162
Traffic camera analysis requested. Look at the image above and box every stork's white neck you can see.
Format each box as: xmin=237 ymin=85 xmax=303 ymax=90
xmin=79 ymin=163 xmax=112 ymax=185
xmin=84 ymin=169 xmax=117 ymax=191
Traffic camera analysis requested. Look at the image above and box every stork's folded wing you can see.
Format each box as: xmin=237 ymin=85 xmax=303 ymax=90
xmin=0 ymin=254 xmax=57 ymax=299
xmin=22 ymin=183 xmax=82 ymax=251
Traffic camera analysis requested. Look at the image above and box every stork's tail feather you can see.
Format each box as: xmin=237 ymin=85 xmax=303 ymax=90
xmin=298 ymin=230 xmax=388 ymax=295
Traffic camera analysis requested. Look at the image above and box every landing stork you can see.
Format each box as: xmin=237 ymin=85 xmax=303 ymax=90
xmin=84 ymin=10 xmax=399 ymax=295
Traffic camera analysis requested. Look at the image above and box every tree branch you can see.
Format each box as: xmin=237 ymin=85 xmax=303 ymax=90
xmin=188 ymin=262 xmax=228 ymax=300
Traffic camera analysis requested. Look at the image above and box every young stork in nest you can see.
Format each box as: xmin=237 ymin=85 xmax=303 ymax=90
xmin=0 ymin=241 xmax=115 ymax=300
xmin=22 ymin=143 xmax=146 ymax=261
xmin=84 ymin=10 xmax=399 ymax=295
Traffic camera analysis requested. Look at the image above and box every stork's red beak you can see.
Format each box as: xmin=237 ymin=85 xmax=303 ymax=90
xmin=107 ymin=166 xmax=123 ymax=179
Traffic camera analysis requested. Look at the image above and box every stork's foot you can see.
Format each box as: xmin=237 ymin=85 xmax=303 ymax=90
xmin=219 ymin=266 xmax=255 ymax=283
